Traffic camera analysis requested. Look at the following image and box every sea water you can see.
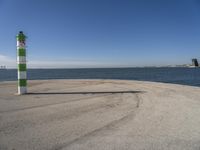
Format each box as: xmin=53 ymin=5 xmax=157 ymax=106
xmin=0 ymin=67 xmax=200 ymax=87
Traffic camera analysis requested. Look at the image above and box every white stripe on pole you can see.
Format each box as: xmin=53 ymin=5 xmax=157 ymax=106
xmin=17 ymin=56 xmax=26 ymax=63
xmin=18 ymin=71 xmax=27 ymax=79
xmin=17 ymin=42 xmax=25 ymax=48
xmin=18 ymin=86 xmax=27 ymax=94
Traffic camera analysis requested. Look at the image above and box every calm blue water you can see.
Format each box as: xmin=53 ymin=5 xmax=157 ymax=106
xmin=1 ymin=68 xmax=200 ymax=87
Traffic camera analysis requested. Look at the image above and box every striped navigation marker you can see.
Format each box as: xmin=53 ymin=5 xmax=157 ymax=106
xmin=16 ymin=31 xmax=27 ymax=95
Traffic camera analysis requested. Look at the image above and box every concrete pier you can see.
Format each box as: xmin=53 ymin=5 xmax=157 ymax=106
xmin=0 ymin=79 xmax=200 ymax=150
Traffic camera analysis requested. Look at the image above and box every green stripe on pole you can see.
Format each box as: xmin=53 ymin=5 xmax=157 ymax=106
xmin=18 ymin=64 xmax=27 ymax=71
xmin=18 ymin=48 xmax=26 ymax=56
xmin=17 ymin=33 xmax=26 ymax=41
xmin=18 ymin=79 xmax=27 ymax=87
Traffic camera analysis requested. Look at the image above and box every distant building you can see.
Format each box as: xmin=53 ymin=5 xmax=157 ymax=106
xmin=0 ymin=66 xmax=6 ymax=69
xmin=192 ymin=59 xmax=199 ymax=67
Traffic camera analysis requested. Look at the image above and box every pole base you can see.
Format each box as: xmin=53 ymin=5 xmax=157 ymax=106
xmin=18 ymin=86 xmax=27 ymax=95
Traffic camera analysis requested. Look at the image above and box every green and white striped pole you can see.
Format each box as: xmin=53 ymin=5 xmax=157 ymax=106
xmin=16 ymin=31 xmax=27 ymax=95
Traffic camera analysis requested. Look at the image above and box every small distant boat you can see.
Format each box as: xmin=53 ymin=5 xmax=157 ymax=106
xmin=188 ymin=66 xmax=198 ymax=68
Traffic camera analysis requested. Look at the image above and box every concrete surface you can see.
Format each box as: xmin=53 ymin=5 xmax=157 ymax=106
xmin=0 ymin=79 xmax=200 ymax=150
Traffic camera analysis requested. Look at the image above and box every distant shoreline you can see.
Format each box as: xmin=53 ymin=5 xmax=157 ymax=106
xmin=1 ymin=66 xmax=200 ymax=70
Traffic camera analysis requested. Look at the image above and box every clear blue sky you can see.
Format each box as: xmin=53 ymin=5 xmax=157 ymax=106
xmin=0 ymin=0 xmax=200 ymax=68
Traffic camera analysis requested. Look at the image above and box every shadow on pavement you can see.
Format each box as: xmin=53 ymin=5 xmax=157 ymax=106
xmin=27 ymin=91 xmax=144 ymax=95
